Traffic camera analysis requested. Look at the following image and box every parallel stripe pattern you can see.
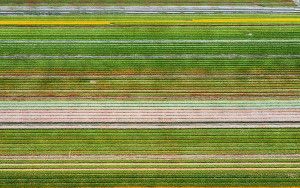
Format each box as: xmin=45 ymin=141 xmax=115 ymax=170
xmin=0 ymin=13 xmax=299 ymax=187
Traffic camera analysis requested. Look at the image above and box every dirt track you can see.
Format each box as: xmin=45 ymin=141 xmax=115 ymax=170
xmin=0 ymin=122 xmax=299 ymax=129
xmin=1 ymin=168 xmax=300 ymax=171
xmin=0 ymin=6 xmax=299 ymax=15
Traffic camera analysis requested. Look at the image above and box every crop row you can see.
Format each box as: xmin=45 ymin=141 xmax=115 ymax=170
xmin=0 ymin=59 xmax=298 ymax=76
xmin=0 ymin=42 xmax=298 ymax=55
xmin=0 ymin=26 xmax=299 ymax=40
xmin=0 ymin=129 xmax=298 ymax=155
xmin=0 ymin=170 xmax=299 ymax=187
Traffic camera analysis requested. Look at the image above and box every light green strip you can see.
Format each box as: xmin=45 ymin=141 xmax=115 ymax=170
xmin=0 ymin=100 xmax=298 ymax=110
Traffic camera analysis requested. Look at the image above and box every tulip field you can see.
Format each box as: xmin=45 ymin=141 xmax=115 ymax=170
xmin=0 ymin=12 xmax=299 ymax=187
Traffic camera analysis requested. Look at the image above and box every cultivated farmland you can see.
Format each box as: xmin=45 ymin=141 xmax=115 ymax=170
xmin=0 ymin=13 xmax=299 ymax=187
xmin=0 ymin=14 xmax=299 ymax=100
xmin=0 ymin=129 xmax=300 ymax=187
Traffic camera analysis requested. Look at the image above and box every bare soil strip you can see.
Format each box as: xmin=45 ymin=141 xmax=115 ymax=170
xmin=1 ymin=168 xmax=300 ymax=171
xmin=0 ymin=109 xmax=298 ymax=123
xmin=1 ymin=162 xmax=300 ymax=165
xmin=59 ymin=187 xmax=298 ymax=188
xmin=0 ymin=122 xmax=299 ymax=129
xmin=0 ymin=6 xmax=299 ymax=15
xmin=0 ymin=75 xmax=298 ymax=79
